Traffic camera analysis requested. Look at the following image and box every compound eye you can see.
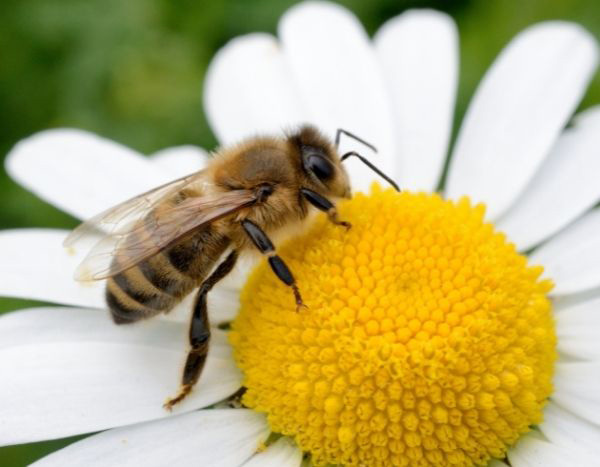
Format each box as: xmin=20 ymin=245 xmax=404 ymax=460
xmin=307 ymin=153 xmax=334 ymax=181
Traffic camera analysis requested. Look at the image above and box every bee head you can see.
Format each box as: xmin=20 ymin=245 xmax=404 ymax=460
xmin=288 ymin=125 xmax=351 ymax=199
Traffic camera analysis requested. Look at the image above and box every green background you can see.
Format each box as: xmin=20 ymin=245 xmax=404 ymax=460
xmin=0 ymin=0 xmax=598 ymax=465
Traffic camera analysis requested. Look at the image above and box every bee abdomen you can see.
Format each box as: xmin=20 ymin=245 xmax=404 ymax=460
xmin=106 ymin=265 xmax=178 ymax=324
xmin=106 ymin=227 xmax=230 ymax=324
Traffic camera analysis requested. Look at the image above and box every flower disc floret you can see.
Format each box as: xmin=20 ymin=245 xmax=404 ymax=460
xmin=230 ymin=187 xmax=556 ymax=467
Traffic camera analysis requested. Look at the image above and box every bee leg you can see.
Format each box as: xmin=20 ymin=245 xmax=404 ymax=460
xmin=164 ymin=250 xmax=239 ymax=410
xmin=300 ymin=187 xmax=351 ymax=230
xmin=241 ymin=219 xmax=306 ymax=312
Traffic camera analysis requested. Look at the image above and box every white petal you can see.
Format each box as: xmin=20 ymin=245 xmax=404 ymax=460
xmin=32 ymin=409 xmax=268 ymax=467
xmin=530 ymin=207 xmax=600 ymax=295
xmin=0 ymin=307 xmax=242 ymax=445
xmin=508 ymin=433 xmax=586 ymax=467
xmin=0 ymin=229 xmax=104 ymax=308
xmin=5 ymin=129 xmax=172 ymax=220
xmin=497 ymin=106 xmax=600 ymax=250
xmin=374 ymin=9 xmax=458 ymax=191
xmin=539 ymin=402 xmax=600 ymax=457
xmin=218 ymin=254 xmax=257 ymax=294
xmin=446 ymin=22 xmax=599 ymax=219
xmin=555 ymin=296 xmax=600 ymax=360
xmin=243 ymin=437 xmax=302 ymax=467
xmin=552 ymin=361 xmax=600 ymax=425
xmin=279 ymin=2 xmax=396 ymax=192
xmin=553 ymin=286 xmax=600 ymax=311
xmin=209 ymin=288 xmax=242 ymax=324
xmin=150 ymin=145 xmax=209 ymax=178
xmin=204 ymin=33 xmax=307 ymax=145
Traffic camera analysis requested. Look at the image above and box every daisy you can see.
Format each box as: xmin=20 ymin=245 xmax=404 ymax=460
xmin=2 ymin=1 xmax=600 ymax=465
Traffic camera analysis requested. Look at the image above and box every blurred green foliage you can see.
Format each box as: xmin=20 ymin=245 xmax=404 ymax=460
xmin=0 ymin=0 xmax=598 ymax=465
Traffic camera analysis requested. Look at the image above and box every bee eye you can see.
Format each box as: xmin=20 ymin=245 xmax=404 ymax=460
xmin=306 ymin=154 xmax=334 ymax=181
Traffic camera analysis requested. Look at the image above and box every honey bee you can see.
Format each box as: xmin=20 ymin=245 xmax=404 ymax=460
xmin=65 ymin=125 xmax=399 ymax=409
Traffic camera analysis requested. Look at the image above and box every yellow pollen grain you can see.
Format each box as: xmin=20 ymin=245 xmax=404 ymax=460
xmin=230 ymin=187 xmax=556 ymax=467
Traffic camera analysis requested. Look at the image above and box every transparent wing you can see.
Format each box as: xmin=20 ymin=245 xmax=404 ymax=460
xmin=64 ymin=171 xmax=208 ymax=248
xmin=74 ymin=189 xmax=257 ymax=281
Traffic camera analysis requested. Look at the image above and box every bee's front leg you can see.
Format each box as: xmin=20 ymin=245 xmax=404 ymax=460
xmin=241 ymin=219 xmax=306 ymax=312
xmin=300 ymin=187 xmax=351 ymax=230
xmin=164 ymin=250 xmax=238 ymax=411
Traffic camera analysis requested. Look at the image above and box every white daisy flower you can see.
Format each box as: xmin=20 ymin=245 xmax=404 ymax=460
xmin=2 ymin=1 xmax=600 ymax=466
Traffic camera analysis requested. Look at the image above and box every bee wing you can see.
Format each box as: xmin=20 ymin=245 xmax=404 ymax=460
xmin=64 ymin=171 xmax=207 ymax=248
xmin=74 ymin=189 xmax=257 ymax=281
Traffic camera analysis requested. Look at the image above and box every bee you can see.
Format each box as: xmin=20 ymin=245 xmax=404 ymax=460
xmin=65 ymin=125 xmax=399 ymax=410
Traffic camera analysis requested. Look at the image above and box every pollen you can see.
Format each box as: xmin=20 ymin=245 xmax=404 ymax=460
xmin=229 ymin=187 xmax=556 ymax=467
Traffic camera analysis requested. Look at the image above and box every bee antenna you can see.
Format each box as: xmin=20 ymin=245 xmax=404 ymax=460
xmin=335 ymin=129 xmax=378 ymax=153
xmin=340 ymin=151 xmax=401 ymax=192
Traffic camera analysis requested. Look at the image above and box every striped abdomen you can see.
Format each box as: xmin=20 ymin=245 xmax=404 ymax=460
xmin=106 ymin=226 xmax=230 ymax=324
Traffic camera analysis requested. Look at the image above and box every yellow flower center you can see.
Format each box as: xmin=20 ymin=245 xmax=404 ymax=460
xmin=230 ymin=187 xmax=556 ymax=467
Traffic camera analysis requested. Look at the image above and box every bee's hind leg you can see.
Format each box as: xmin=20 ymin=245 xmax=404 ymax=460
xmin=164 ymin=250 xmax=239 ymax=410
